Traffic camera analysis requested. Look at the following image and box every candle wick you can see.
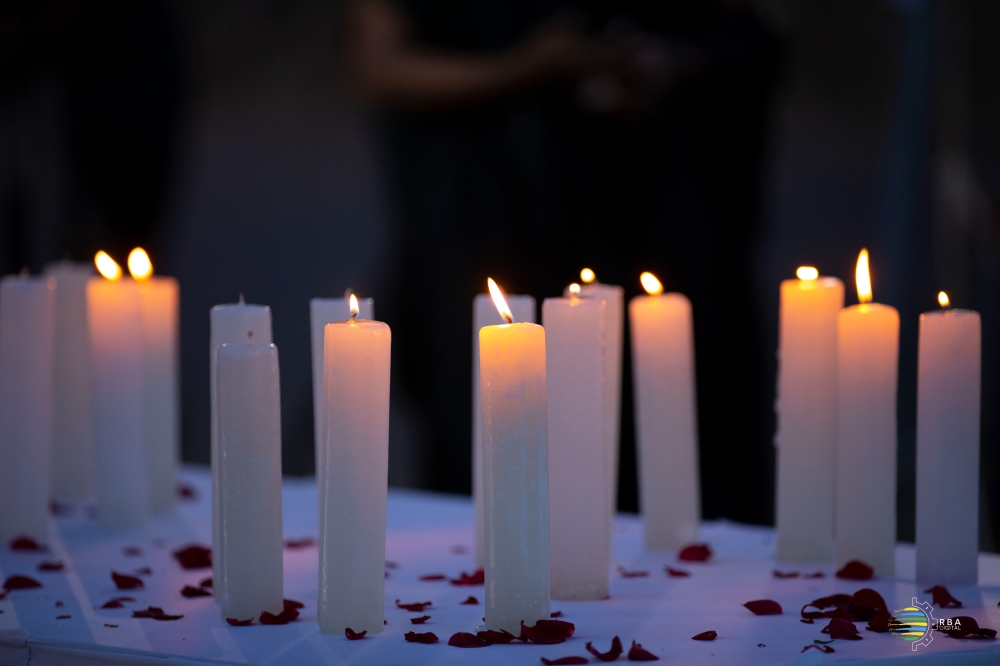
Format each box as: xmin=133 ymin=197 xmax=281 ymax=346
xmin=349 ymin=312 xmax=356 ymax=323
xmin=20 ymin=266 xmax=29 ymax=277
xmin=504 ymin=314 xmax=512 ymax=324
xmin=239 ymin=293 xmax=245 ymax=305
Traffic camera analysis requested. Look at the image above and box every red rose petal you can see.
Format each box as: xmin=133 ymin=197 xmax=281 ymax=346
xmin=448 ymin=631 xmax=490 ymax=647
xmin=55 ymin=601 xmax=64 ymax=607
xmin=477 ymin=629 xmax=516 ymax=644
xmin=123 ymin=546 xmax=142 ymax=557
xmin=419 ymin=574 xmax=447 ymax=581
xmin=199 ymin=577 xmax=213 ymax=588
xmin=743 ymin=599 xmax=782 ymax=615
xmin=38 ymin=561 xmax=65 ymax=572
xmin=616 ymin=565 xmax=649 ymax=578
xmin=866 ymin=610 xmax=894 ymax=633
xmin=172 ymin=544 xmax=212 ymax=570
xmin=283 ymin=537 xmax=316 ymax=549
xmin=284 ymin=599 xmax=304 ymax=610
xmin=822 ymin=617 xmax=863 ymax=640
xmin=518 ymin=619 xmax=576 ymax=644
xmin=804 ymin=571 xmax=825 ymax=579
xmin=450 ymin=569 xmax=485 ymax=586
xmin=551 ymin=611 xmax=564 ymax=618
xmin=627 ymin=640 xmax=660 ymax=661
xmin=801 ymin=593 xmax=853 ymax=621
xmin=56 ymin=614 xmax=71 ymax=619
xmin=692 ymin=631 xmax=717 ymax=641
xmin=802 ymin=644 xmax=835 ymax=653
xmin=100 ymin=597 xmax=135 ymax=608
xmin=345 ymin=627 xmax=367 ymax=640
xmin=773 ymin=570 xmax=799 ymax=578
xmin=227 ymin=617 xmax=253 ymax=626
xmin=111 ymin=572 xmax=144 ymax=590
xmin=460 ymin=596 xmax=478 ymax=605
xmin=396 ymin=599 xmax=431 ymax=612
xmin=848 ymin=588 xmax=888 ymax=621
xmin=678 ymin=543 xmax=712 ymax=562
xmin=259 ymin=608 xmax=300 ymax=625
xmin=541 ymin=657 xmax=588 ymax=665
xmin=938 ymin=616 xmax=997 ymax=639
xmin=10 ymin=536 xmax=47 ymax=552
xmin=134 ymin=567 xmax=152 ymax=576
xmin=666 ymin=567 xmax=690 ymax=577
xmin=181 ymin=585 xmax=211 ymax=598
xmin=176 ymin=483 xmax=196 ymax=500
xmin=586 ymin=636 xmax=624 ymax=661
xmin=410 ymin=615 xmax=431 ymax=624
xmin=104 ymin=623 xmax=117 ymax=628
xmin=4 ymin=575 xmax=42 ymax=590
xmin=924 ymin=585 xmax=963 ymax=608
xmin=835 ymin=560 xmax=874 ymax=580
xmin=404 ymin=631 xmax=438 ymax=643
xmin=132 ymin=606 xmax=183 ymax=621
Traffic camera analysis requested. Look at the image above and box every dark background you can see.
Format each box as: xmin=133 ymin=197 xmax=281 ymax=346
xmin=2 ymin=1 xmax=998 ymax=549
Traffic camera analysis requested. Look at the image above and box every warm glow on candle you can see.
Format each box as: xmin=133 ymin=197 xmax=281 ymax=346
xmin=580 ymin=268 xmax=596 ymax=284
xmin=95 ymin=251 xmax=122 ymax=281
xmin=568 ymin=283 xmax=581 ymax=297
xmin=796 ymin=266 xmax=819 ymax=281
xmin=127 ymin=248 xmax=153 ymax=281
xmin=640 ymin=272 xmax=663 ymax=296
xmin=938 ymin=291 xmax=950 ymax=308
xmin=855 ymin=249 xmax=872 ymax=304
xmin=349 ymin=293 xmax=359 ymax=322
xmin=487 ymin=277 xmax=513 ymax=324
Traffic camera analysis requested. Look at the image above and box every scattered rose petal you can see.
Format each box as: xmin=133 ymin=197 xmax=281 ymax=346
xmin=172 ymin=545 xmax=211 ymax=569
xmin=104 ymin=623 xmax=117 ymax=627
xmin=283 ymin=537 xmax=316 ymax=549
xmin=396 ymin=599 xmax=431 ymax=612
xmin=460 ymin=596 xmax=478 ymax=605
xmin=802 ymin=645 xmax=835 ymax=654
xmin=199 ymin=577 xmax=212 ymax=589
xmin=38 ymin=561 xmax=65 ymax=572
xmin=123 ymin=546 xmax=142 ymax=557
xmin=692 ymin=631 xmax=717 ymax=641
xmin=678 ymin=544 xmax=712 ymax=562
xmin=3 ymin=575 xmax=42 ymax=590
xmin=411 ymin=615 xmax=431 ymax=624
xmin=181 ymin=585 xmax=211 ymax=598
xmin=55 ymin=601 xmax=64 ymax=607
xmin=450 ymin=569 xmax=485 ymax=586
xmin=758 ymin=643 xmax=765 ymax=647
xmin=801 ymin=593 xmax=853 ymax=621
xmin=448 ymin=632 xmax=489 ymax=647
xmin=848 ymin=588 xmax=888 ymax=621
xmin=586 ymin=636 xmax=624 ymax=661
xmin=385 ymin=561 xmax=399 ymax=569
xmin=345 ymin=627 xmax=367 ymax=640
xmin=176 ymin=483 xmax=196 ymax=500
xmin=284 ymin=599 xmax=304 ymax=610
xmin=10 ymin=536 xmax=46 ymax=552
xmin=419 ymin=574 xmax=447 ymax=581
xmin=938 ymin=616 xmax=997 ymax=639
xmin=822 ymin=617 xmax=862 ymax=640
xmin=102 ymin=600 xmax=124 ymax=609
xmin=773 ymin=570 xmax=799 ymax=578
xmin=134 ymin=567 xmax=152 ymax=576
xmin=617 ymin=565 xmax=649 ymax=578
xmin=743 ymin=599 xmax=782 ymax=615
xmin=804 ymin=571 xmax=825 ymax=579
xmin=404 ymin=631 xmax=438 ymax=643
xmin=260 ymin=608 xmax=299 ymax=625
xmin=227 ymin=618 xmax=253 ymax=626
xmin=112 ymin=572 xmax=144 ymax=590
xmin=56 ymin=614 xmax=70 ymax=619
xmin=451 ymin=545 xmax=468 ymax=554
xmin=551 ymin=611 xmax=564 ymax=618
xmin=627 ymin=641 xmax=659 ymax=661
xmin=50 ymin=501 xmax=73 ymax=517
xmin=867 ymin=610 xmax=894 ymax=633
xmin=542 ymin=657 xmax=588 ymax=665
xmin=132 ymin=606 xmax=183 ymax=621
xmin=518 ymin=619 xmax=576 ymax=644
xmin=477 ymin=629 xmax=516 ymax=644
xmin=666 ymin=567 xmax=690 ymax=577
xmin=835 ymin=560 xmax=873 ymax=580
xmin=924 ymin=585 xmax=962 ymax=608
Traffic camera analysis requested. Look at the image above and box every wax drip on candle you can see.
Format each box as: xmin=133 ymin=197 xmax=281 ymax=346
xmin=580 ymin=268 xmax=596 ymax=284
xmin=349 ymin=294 xmax=359 ymax=323
xmin=486 ymin=278 xmax=514 ymax=324
xmin=938 ymin=291 xmax=951 ymax=309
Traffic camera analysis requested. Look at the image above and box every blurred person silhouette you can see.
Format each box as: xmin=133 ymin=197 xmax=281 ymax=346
xmin=349 ymin=0 xmax=781 ymax=524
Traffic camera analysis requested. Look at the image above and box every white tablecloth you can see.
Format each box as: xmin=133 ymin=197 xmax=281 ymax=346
xmin=2 ymin=466 xmax=1000 ymax=665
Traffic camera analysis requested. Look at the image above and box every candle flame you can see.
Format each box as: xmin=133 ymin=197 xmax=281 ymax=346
xmin=640 ymin=271 xmax=663 ymax=295
xmin=127 ymin=248 xmax=153 ymax=281
xmin=938 ymin=291 xmax=950 ymax=308
xmin=349 ymin=293 xmax=359 ymax=322
xmin=855 ymin=248 xmax=872 ymax=304
xmin=487 ymin=277 xmax=513 ymax=324
xmin=580 ymin=268 xmax=596 ymax=284
xmin=568 ymin=283 xmax=581 ymax=297
xmin=95 ymin=251 xmax=122 ymax=281
xmin=796 ymin=266 xmax=819 ymax=281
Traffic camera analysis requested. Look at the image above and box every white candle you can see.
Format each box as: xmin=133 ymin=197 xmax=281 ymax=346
xmin=43 ymin=261 xmax=93 ymax=500
xmin=211 ymin=298 xmax=272 ymax=600
xmin=916 ymin=293 xmax=980 ymax=586
xmin=775 ymin=267 xmax=843 ymax=563
xmin=130 ymin=249 xmax=180 ymax=513
xmin=480 ymin=279 xmax=549 ymax=633
xmin=0 ymin=275 xmax=55 ymax=544
xmin=319 ymin=297 xmax=391 ymax=634
xmin=835 ymin=250 xmax=899 ymax=575
xmin=473 ymin=292 xmax=535 ymax=569
xmin=217 ymin=340 xmax=284 ymax=620
xmin=543 ymin=288 xmax=608 ymax=600
xmin=628 ymin=273 xmax=700 ymax=552
xmin=88 ymin=252 xmax=148 ymax=529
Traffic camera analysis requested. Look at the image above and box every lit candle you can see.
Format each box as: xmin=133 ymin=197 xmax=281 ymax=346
xmin=543 ymin=284 xmax=608 ymax=600
xmin=0 ymin=274 xmax=55 ymax=544
xmin=217 ymin=336 xmax=284 ymax=621
xmin=480 ymin=278 xmax=549 ymax=633
xmin=473 ymin=291 xmax=535 ymax=569
xmin=211 ymin=297 xmax=272 ymax=601
xmin=43 ymin=261 xmax=93 ymax=500
xmin=835 ymin=250 xmax=899 ymax=574
xmin=319 ymin=295 xmax=391 ymax=634
xmin=628 ymin=272 xmax=700 ymax=551
xmin=916 ymin=291 xmax=981 ymax=585
xmin=129 ymin=249 xmax=180 ymax=513
xmin=88 ymin=252 xmax=149 ymax=529
xmin=775 ymin=266 xmax=844 ymax=562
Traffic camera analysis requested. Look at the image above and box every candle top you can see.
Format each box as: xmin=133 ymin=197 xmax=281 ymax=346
xmin=212 ymin=300 xmax=270 ymax=313
xmin=920 ymin=307 xmax=979 ymax=320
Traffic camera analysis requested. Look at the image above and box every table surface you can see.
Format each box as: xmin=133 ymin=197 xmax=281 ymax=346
xmin=2 ymin=466 xmax=1000 ymax=666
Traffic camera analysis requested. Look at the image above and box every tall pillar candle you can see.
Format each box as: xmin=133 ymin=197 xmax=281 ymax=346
xmin=211 ymin=299 xmax=272 ymax=600
xmin=88 ymin=263 xmax=149 ymax=529
xmin=543 ymin=292 xmax=608 ymax=600
xmin=628 ymin=274 xmax=700 ymax=552
xmin=44 ymin=261 xmax=93 ymax=500
xmin=319 ymin=306 xmax=391 ymax=634
xmin=835 ymin=250 xmax=899 ymax=575
xmin=0 ymin=275 xmax=55 ymax=543
xmin=774 ymin=268 xmax=843 ymax=563
xmin=480 ymin=279 xmax=549 ymax=633
xmin=217 ymin=341 xmax=284 ymax=621
xmin=916 ymin=297 xmax=980 ymax=585
xmin=473 ymin=292 xmax=535 ymax=569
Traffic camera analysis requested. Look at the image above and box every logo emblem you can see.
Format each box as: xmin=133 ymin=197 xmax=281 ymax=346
xmin=890 ymin=597 xmax=934 ymax=650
